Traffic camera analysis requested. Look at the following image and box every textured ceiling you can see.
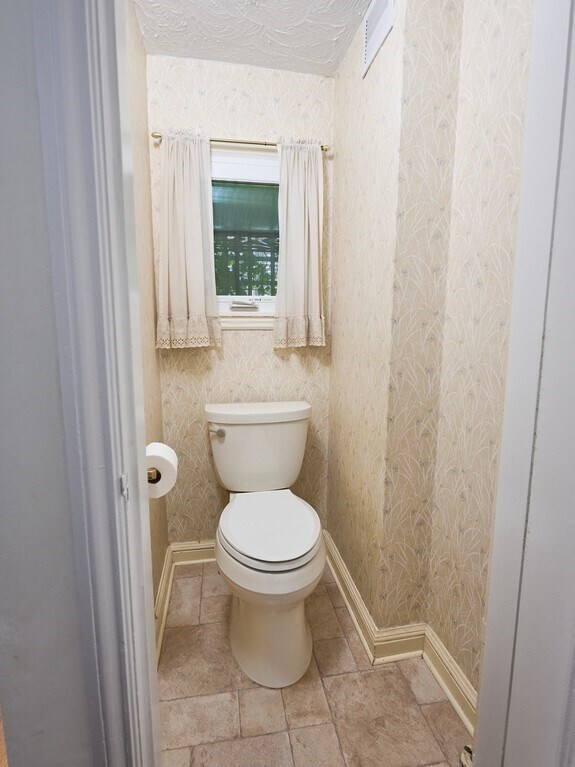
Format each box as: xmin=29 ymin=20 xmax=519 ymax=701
xmin=134 ymin=0 xmax=371 ymax=76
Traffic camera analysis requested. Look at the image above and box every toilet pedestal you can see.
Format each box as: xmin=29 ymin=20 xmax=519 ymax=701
xmin=230 ymin=592 xmax=313 ymax=688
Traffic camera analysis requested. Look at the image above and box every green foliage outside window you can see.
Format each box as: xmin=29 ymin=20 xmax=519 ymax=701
xmin=212 ymin=180 xmax=279 ymax=296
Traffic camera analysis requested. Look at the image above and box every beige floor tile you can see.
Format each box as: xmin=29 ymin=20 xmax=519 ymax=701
xmin=166 ymin=577 xmax=201 ymax=628
xmin=199 ymin=595 xmax=231 ymax=624
xmin=202 ymin=562 xmax=219 ymax=576
xmin=314 ymin=638 xmax=357 ymax=676
xmin=239 ymin=687 xmax=287 ymax=737
xmin=173 ymin=563 xmax=203 ymax=579
xmin=421 ymin=701 xmax=470 ymax=767
xmin=326 ymin=582 xmax=346 ymax=608
xmin=160 ymin=691 xmax=239 ymax=750
xmin=397 ymin=658 xmax=447 ymax=705
xmin=281 ymin=658 xmax=332 ymax=729
xmin=305 ymin=587 xmax=344 ymax=641
xmin=161 ymin=748 xmax=191 ymax=767
xmin=320 ymin=564 xmax=335 ymax=584
xmin=334 ymin=607 xmax=372 ymax=670
xmin=191 ymin=732 xmax=294 ymax=767
xmin=201 ymin=572 xmax=232 ymax=598
xmin=324 ymin=667 xmax=445 ymax=767
xmin=346 ymin=629 xmax=373 ymax=670
xmin=334 ymin=605 xmax=354 ymax=634
xmin=158 ymin=623 xmax=257 ymax=700
xmin=289 ymin=723 xmax=345 ymax=767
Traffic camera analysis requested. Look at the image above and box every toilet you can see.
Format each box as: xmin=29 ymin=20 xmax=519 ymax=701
xmin=205 ymin=401 xmax=326 ymax=688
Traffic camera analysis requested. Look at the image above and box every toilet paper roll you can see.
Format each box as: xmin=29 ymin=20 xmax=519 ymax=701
xmin=146 ymin=442 xmax=178 ymax=499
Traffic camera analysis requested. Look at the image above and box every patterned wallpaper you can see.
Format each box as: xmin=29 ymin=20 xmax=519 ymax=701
xmin=382 ymin=0 xmax=463 ymax=629
xmin=428 ymin=0 xmax=533 ymax=688
xmin=126 ymin=0 xmax=169 ymax=600
xmin=328 ymin=4 xmax=405 ymax=619
xmin=328 ymin=0 xmax=532 ymax=691
xmin=147 ymin=56 xmax=334 ymax=542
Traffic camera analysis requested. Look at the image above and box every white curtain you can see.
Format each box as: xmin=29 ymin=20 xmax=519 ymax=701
xmin=274 ymin=141 xmax=326 ymax=348
xmin=156 ymin=133 xmax=221 ymax=348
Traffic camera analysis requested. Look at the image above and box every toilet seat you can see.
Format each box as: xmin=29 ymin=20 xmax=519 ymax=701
xmin=218 ymin=489 xmax=322 ymax=572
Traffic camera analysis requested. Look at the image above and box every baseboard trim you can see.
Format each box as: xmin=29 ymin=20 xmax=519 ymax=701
xmin=323 ymin=531 xmax=379 ymax=661
xmin=424 ymin=626 xmax=477 ymax=735
xmin=154 ymin=540 xmax=216 ymax=662
xmin=161 ymin=532 xmax=477 ymax=733
xmin=171 ymin=540 xmax=216 ymax=565
xmin=323 ymin=530 xmax=476 ymax=734
xmin=154 ymin=545 xmax=174 ymax=665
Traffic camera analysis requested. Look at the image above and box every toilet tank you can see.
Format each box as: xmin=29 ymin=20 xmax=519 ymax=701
xmin=205 ymin=401 xmax=311 ymax=492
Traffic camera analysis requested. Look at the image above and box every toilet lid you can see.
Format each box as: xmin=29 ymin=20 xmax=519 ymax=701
xmin=219 ymin=490 xmax=321 ymax=567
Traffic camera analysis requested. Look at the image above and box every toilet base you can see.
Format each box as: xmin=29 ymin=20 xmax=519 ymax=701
xmin=230 ymin=592 xmax=312 ymax=688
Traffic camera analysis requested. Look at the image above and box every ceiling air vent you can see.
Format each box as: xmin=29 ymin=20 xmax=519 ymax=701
xmin=362 ymin=0 xmax=395 ymax=77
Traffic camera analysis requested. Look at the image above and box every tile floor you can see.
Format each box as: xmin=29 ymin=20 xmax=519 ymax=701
xmin=159 ymin=562 xmax=469 ymax=767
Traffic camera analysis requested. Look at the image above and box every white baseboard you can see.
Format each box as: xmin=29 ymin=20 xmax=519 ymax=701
xmin=323 ymin=531 xmax=427 ymax=662
xmin=154 ymin=545 xmax=174 ymax=665
xmin=159 ymin=532 xmax=477 ymax=733
xmin=323 ymin=530 xmax=476 ymax=734
xmin=154 ymin=540 xmax=216 ymax=662
xmin=171 ymin=540 xmax=216 ymax=565
xmin=424 ymin=626 xmax=477 ymax=735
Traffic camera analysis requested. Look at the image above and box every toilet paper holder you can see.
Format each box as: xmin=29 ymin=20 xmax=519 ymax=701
xmin=147 ymin=467 xmax=161 ymax=484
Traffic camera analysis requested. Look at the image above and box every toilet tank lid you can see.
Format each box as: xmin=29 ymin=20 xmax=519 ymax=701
xmin=205 ymin=401 xmax=311 ymax=424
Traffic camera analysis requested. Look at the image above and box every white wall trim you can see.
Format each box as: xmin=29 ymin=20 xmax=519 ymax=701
xmin=474 ymin=2 xmax=575 ymax=763
xmin=220 ymin=314 xmax=275 ymax=331
xmin=155 ymin=542 xmax=216 ymax=660
xmin=424 ymin=627 xmax=476 ymax=735
xmin=323 ymin=531 xmax=380 ymax=660
xmin=324 ymin=531 xmax=476 ymax=733
xmin=33 ymin=1 xmax=159 ymax=763
xmin=154 ymin=547 xmax=175 ymax=664
xmin=171 ymin=540 xmax=217 ymax=565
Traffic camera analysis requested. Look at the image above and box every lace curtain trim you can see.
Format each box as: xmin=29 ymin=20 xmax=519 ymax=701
xmin=273 ymin=314 xmax=326 ymax=349
xmin=156 ymin=314 xmax=221 ymax=349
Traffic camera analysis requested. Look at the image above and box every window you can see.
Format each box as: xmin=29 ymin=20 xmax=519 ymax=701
xmin=211 ymin=148 xmax=279 ymax=318
xmin=213 ymin=181 xmax=279 ymax=297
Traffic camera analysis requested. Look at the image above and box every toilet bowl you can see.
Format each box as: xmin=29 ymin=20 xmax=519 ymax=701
xmin=216 ymin=490 xmax=325 ymax=687
xmin=205 ymin=402 xmax=325 ymax=687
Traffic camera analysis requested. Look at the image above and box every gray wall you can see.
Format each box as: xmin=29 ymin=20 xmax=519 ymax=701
xmin=0 ymin=3 xmax=93 ymax=765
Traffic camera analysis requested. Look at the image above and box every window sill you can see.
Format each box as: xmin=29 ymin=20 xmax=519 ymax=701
xmin=220 ymin=313 xmax=274 ymax=331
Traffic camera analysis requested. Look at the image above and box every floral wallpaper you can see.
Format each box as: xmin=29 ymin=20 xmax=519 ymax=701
xmin=428 ymin=0 xmax=533 ymax=688
xmin=328 ymin=2 xmax=406 ymax=619
xmin=126 ymin=0 xmax=169 ymax=600
xmin=147 ymin=56 xmax=334 ymax=542
xmin=328 ymin=0 xmax=532 ymax=691
xmin=381 ymin=0 xmax=463 ymax=629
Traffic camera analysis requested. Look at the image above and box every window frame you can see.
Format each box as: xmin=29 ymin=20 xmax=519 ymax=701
xmin=211 ymin=146 xmax=279 ymax=328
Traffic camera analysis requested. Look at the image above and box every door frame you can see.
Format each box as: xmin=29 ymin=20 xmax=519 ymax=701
xmin=33 ymin=0 xmax=159 ymax=764
xmin=474 ymin=0 xmax=574 ymax=764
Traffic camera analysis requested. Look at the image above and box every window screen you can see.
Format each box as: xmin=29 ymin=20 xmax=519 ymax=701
xmin=212 ymin=180 xmax=279 ymax=297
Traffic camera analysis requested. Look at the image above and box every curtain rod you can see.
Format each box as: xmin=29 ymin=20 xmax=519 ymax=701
xmin=150 ymin=132 xmax=330 ymax=152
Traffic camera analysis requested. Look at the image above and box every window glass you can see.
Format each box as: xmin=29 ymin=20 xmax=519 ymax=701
xmin=212 ymin=180 xmax=279 ymax=297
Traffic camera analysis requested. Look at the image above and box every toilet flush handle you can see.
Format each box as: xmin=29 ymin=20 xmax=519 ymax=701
xmin=209 ymin=427 xmax=226 ymax=439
